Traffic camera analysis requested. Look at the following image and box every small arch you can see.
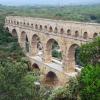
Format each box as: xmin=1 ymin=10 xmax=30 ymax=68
xmin=23 ymin=22 xmax=26 ymax=25
xmin=60 ymin=28 xmax=64 ymax=34
xmin=49 ymin=26 xmax=53 ymax=32
xmin=40 ymin=25 xmax=42 ymax=30
xmin=27 ymin=22 xmax=29 ymax=26
xmin=31 ymin=24 xmax=33 ymax=27
xmin=83 ymin=32 xmax=88 ymax=39
xmin=35 ymin=24 xmax=38 ymax=29
xmin=75 ymin=31 xmax=79 ymax=37
xmin=17 ymin=21 xmax=19 ymax=25
xmin=54 ymin=27 xmax=58 ymax=33
xmin=67 ymin=29 xmax=71 ymax=35
xmin=44 ymin=25 xmax=47 ymax=30
xmin=93 ymin=33 xmax=98 ymax=38
xmin=45 ymin=71 xmax=58 ymax=85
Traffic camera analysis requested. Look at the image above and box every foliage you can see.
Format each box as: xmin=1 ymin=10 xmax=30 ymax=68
xmin=79 ymin=37 xmax=100 ymax=66
xmin=0 ymin=60 xmax=39 ymax=100
xmin=79 ymin=64 xmax=100 ymax=100
xmin=48 ymin=78 xmax=79 ymax=100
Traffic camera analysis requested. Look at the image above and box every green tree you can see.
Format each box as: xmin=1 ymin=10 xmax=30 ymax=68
xmin=79 ymin=64 xmax=100 ymax=100
xmin=0 ymin=60 xmax=38 ymax=100
xmin=79 ymin=37 xmax=100 ymax=66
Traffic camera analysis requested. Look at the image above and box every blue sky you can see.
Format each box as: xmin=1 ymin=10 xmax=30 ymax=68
xmin=0 ymin=0 xmax=100 ymax=6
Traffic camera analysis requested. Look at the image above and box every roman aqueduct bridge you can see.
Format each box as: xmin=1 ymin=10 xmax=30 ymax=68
xmin=5 ymin=16 xmax=100 ymax=85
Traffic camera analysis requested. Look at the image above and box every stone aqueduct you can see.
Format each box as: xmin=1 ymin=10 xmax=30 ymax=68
xmin=5 ymin=16 xmax=100 ymax=84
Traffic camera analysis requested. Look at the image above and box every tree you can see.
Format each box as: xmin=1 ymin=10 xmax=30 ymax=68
xmin=79 ymin=37 xmax=100 ymax=66
xmin=0 ymin=60 xmax=38 ymax=100
xmin=79 ymin=64 xmax=100 ymax=100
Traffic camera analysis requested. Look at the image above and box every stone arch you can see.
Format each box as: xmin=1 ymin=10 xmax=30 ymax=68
xmin=40 ymin=25 xmax=42 ymax=30
xmin=67 ymin=29 xmax=71 ymax=36
xmin=20 ymin=31 xmax=29 ymax=52
xmin=32 ymin=63 xmax=40 ymax=70
xmin=67 ymin=44 xmax=80 ymax=72
xmin=44 ymin=71 xmax=58 ymax=85
xmin=5 ymin=27 xmax=9 ymax=32
xmin=31 ymin=34 xmax=43 ymax=56
xmin=93 ymin=33 xmax=98 ymax=38
xmin=60 ymin=28 xmax=64 ymax=34
xmin=12 ymin=29 xmax=18 ymax=38
xmin=54 ymin=27 xmax=58 ymax=33
xmin=35 ymin=24 xmax=38 ymax=29
xmin=44 ymin=25 xmax=47 ymax=30
xmin=83 ymin=32 xmax=88 ymax=39
xmin=45 ymin=38 xmax=62 ymax=62
xmin=75 ymin=31 xmax=79 ymax=37
xmin=49 ymin=26 xmax=53 ymax=32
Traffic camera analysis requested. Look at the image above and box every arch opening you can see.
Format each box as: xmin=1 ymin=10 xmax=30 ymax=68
xmin=54 ymin=27 xmax=58 ymax=33
xmin=12 ymin=29 xmax=18 ymax=38
xmin=44 ymin=71 xmax=58 ymax=85
xmin=46 ymin=39 xmax=62 ymax=62
xmin=67 ymin=29 xmax=71 ymax=36
xmin=83 ymin=32 xmax=88 ymax=39
xmin=75 ymin=31 xmax=79 ymax=37
xmin=5 ymin=27 xmax=9 ymax=32
xmin=67 ymin=44 xmax=81 ymax=71
xmin=93 ymin=33 xmax=98 ymax=38
xmin=31 ymin=34 xmax=43 ymax=56
xmin=20 ymin=31 xmax=29 ymax=53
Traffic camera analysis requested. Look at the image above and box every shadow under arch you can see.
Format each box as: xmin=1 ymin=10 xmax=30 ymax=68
xmin=44 ymin=71 xmax=58 ymax=85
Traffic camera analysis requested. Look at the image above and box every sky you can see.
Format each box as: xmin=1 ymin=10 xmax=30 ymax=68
xmin=0 ymin=0 xmax=100 ymax=6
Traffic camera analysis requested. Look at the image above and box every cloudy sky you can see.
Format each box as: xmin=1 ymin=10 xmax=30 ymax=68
xmin=0 ymin=0 xmax=100 ymax=6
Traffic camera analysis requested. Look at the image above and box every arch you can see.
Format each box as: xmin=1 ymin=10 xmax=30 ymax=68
xmin=20 ymin=31 xmax=29 ymax=52
xmin=49 ymin=26 xmax=53 ymax=32
xmin=31 ymin=34 xmax=42 ymax=55
xmin=12 ymin=29 xmax=18 ymax=37
xmin=27 ymin=22 xmax=29 ymax=26
xmin=40 ymin=25 xmax=42 ymax=30
xmin=60 ymin=28 xmax=64 ymax=34
xmin=32 ymin=63 xmax=40 ymax=70
xmin=75 ymin=31 xmax=79 ymax=37
xmin=45 ymin=71 xmax=58 ymax=85
xmin=35 ymin=24 xmax=38 ymax=29
xmin=45 ymin=38 xmax=62 ymax=62
xmin=5 ymin=27 xmax=9 ymax=32
xmin=83 ymin=32 xmax=88 ymax=39
xmin=17 ymin=21 xmax=19 ymax=25
xmin=44 ymin=25 xmax=47 ymax=30
xmin=54 ymin=27 xmax=58 ymax=33
xmin=67 ymin=29 xmax=71 ymax=35
xmin=93 ymin=33 xmax=98 ymax=38
xmin=67 ymin=44 xmax=80 ymax=72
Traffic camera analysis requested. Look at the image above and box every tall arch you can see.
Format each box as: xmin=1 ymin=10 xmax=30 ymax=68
xmin=44 ymin=71 xmax=58 ymax=85
xmin=20 ymin=31 xmax=29 ymax=52
xmin=66 ymin=44 xmax=80 ymax=72
xmin=45 ymin=38 xmax=62 ymax=62
xmin=12 ymin=29 xmax=17 ymax=37
xmin=31 ymin=34 xmax=43 ymax=56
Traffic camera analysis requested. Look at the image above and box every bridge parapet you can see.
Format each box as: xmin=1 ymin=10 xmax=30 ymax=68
xmin=5 ymin=16 xmax=100 ymax=40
